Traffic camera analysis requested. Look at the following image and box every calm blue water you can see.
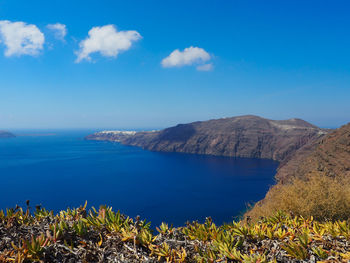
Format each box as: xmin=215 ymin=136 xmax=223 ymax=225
xmin=0 ymin=131 xmax=278 ymax=226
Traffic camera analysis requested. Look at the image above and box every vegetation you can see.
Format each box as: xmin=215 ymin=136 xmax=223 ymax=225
xmin=1 ymin=202 xmax=350 ymax=262
xmin=246 ymin=173 xmax=350 ymax=222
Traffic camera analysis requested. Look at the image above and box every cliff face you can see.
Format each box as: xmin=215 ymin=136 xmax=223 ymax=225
xmin=86 ymin=115 xmax=328 ymax=162
xmin=245 ymin=122 xmax=350 ymax=220
xmin=276 ymin=122 xmax=350 ymax=182
xmin=0 ymin=131 xmax=15 ymax=138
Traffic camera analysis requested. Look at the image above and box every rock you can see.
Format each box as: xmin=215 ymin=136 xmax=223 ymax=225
xmin=86 ymin=115 xmax=328 ymax=163
xmin=276 ymin=122 xmax=350 ymax=182
xmin=0 ymin=131 xmax=15 ymax=138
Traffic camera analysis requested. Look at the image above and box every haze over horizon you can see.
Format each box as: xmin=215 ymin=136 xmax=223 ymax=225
xmin=1 ymin=0 xmax=350 ymax=129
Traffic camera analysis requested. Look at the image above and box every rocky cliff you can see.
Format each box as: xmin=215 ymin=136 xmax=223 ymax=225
xmin=86 ymin=115 xmax=328 ymax=162
xmin=276 ymin=122 xmax=350 ymax=182
xmin=0 ymin=131 xmax=15 ymax=138
xmin=245 ymin=122 xmax=350 ymax=221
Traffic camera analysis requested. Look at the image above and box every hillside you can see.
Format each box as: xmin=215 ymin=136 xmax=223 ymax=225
xmin=247 ymin=122 xmax=350 ymax=220
xmin=0 ymin=131 xmax=15 ymax=138
xmin=276 ymin=122 xmax=350 ymax=182
xmin=86 ymin=115 xmax=328 ymax=162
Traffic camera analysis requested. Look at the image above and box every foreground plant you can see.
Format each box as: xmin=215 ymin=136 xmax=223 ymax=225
xmin=0 ymin=204 xmax=350 ymax=262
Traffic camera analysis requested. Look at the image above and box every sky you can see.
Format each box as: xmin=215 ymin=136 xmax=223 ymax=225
xmin=0 ymin=0 xmax=350 ymax=129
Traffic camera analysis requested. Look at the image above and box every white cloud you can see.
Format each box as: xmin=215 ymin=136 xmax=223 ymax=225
xmin=47 ymin=23 xmax=67 ymax=41
xmin=161 ymin=46 xmax=211 ymax=70
xmin=0 ymin=20 xmax=44 ymax=57
xmin=75 ymin=24 xmax=141 ymax=63
xmin=196 ymin=63 xmax=213 ymax=71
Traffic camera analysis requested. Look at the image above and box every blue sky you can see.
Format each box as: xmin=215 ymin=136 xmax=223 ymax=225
xmin=0 ymin=0 xmax=349 ymax=129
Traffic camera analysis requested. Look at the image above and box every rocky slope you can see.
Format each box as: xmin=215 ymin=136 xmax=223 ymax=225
xmin=0 ymin=130 xmax=15 ymax=138
xmin=275 ymin=122 xmax=350 ymax=182
xmin=246 ymin=122 xmax=350 ymax=221
xmin=86 ymin=115 xmax=328 ymax=162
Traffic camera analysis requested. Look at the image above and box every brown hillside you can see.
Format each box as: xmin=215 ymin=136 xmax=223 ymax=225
xmin=276 ymin=122 xmax=350 ymax=182
xmin=247 ymin=123 xmax=350 ymax=220
xmin=87 ymin=115 xmax=328 ymax=162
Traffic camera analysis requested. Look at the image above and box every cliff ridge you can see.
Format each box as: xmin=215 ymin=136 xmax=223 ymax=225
xmin=86 ymin=115 xmax=328 ymax=162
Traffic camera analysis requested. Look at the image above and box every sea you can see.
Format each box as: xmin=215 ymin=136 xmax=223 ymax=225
xmin=0 ymin=130 xmax=278 ymax=227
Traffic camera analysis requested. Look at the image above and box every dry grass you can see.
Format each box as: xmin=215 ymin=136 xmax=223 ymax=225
xmin=246 ymin=172 xmax=350 ymax=221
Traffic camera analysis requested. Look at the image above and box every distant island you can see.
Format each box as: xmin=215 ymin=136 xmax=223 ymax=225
xmin=86 ymin=115 xmax=329 ymax=163
xmin=0 ymin=130 xmax=15 ymax=138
